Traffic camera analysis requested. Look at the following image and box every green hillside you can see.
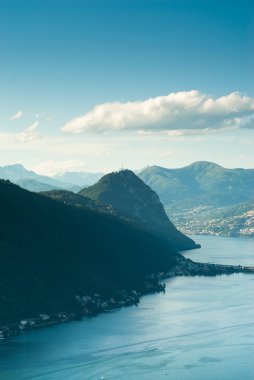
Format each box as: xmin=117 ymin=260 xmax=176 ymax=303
xmin=139 ymin=162 xmax=254 ymax=206
xmin=139 ymin=162 xmax=254 ymax=237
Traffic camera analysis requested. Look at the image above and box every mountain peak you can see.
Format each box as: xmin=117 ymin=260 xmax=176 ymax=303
xmin=0 ymin=163 xmax=32 ymax=182
xmin=2 ymin=163 xmax=26 ymax=170
xmin=80 ymin=170 xmax=198 ymax=250
xmin=104 ymin=169 xmax=142 ymax=183
xmin=187 ymin=161 xmax=223 ymax=169
xmin=138 ymin=161 xmax=254 ymax=207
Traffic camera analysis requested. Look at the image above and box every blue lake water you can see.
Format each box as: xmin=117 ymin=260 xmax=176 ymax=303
xmin=0 ymin=235 xmax=253 ymax=380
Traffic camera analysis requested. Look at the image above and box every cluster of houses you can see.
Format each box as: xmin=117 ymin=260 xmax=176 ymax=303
xmin=165 ymin=257 xmax=254 ymax=277
xmin=170 ymin=205 xmax=254 ymax=238
xmin=0 ymin=312 xmax=73 ymax=340
xmin=0 ymin=282 xmax=165 ymax=340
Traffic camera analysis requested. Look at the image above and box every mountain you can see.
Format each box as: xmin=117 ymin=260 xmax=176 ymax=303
xmin=138 ymin=162 xmax=254 ymax=237
xmin=79 ymin=170 xmax=199 ymax=250
xmin=0 ymin=164 xmax=61 ymax=186
xmin=0 ymin=179 xmax=179 ymax=326
xmin=138 ymin=161 xmax=254 ymax=207
xmin=0 ymin=164 xmax=76 ymax=192
xmin=54 ymin=171 xmax=103 ymax=187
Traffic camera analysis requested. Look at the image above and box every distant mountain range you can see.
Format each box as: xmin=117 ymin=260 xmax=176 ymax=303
xmin=0 ymin=164 xmax=103 ymax=192
xmin=0 ymin=164 xmax=73 ymax=191
xmin=1 ymin=161 xmax=253 ymax=237
xmin=138 ymin=162 xmax=254 ymax=237
xmin=138 ymin=161 xmax=254 ymax=207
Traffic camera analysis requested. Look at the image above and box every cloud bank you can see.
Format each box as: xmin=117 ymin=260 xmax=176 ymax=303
xmin=62 ymin=91 xmax=254 ymax=134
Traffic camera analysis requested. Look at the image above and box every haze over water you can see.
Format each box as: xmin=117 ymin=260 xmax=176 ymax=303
xmin=0 ymin=235 xmax=253 ymax=380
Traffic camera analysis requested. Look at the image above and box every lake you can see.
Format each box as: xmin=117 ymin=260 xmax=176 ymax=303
xmin=0 ymin=235 xmax=253 ymax=380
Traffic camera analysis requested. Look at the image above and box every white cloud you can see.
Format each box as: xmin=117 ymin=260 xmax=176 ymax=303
xmin=15 ymin=121 xmax=40 ymax=143
xmin=62 ymin=91 xmax=254 ymax=134
xmin=10 ymin=110 xmax=23 ymax=120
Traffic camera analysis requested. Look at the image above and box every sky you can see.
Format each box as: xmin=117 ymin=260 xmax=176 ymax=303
xmin=0 ymin=0 xmax=253 ymax=175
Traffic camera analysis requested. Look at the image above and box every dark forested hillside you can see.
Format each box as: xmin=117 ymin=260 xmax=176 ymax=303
xmin=0 ymin=180 xmax=179 ymax=325
xmin=40 ymin=189 xmax=117 ymax=215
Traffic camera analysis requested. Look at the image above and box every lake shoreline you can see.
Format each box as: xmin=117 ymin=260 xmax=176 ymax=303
xmin=1 ymin=257 xmax=253 ymax=342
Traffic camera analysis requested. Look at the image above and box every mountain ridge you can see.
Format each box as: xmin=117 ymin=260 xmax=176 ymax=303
xmin=138 ymin=161 xmax=254 ymax=206
xmin=0 ymin=164 xmax=74 ymax=191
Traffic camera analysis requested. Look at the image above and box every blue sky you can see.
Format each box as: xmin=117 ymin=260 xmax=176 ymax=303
xmin=0 ymin=0 xmax=253 ymax=174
